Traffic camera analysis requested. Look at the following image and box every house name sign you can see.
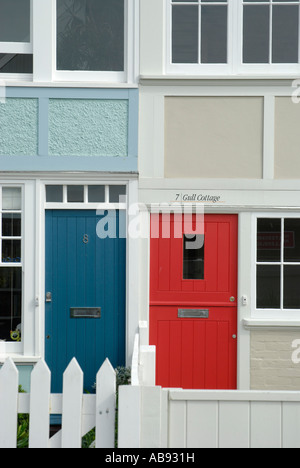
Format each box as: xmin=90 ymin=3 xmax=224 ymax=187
xmin=173 ymin=193 xmax=222 ymax=204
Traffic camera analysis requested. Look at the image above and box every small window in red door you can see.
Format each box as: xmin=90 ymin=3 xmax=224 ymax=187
xmin=183 ymin=234 xmax=205 ymax=280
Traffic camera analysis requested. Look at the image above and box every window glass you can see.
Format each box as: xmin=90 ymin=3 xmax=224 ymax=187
xmin=0 ymin=186 xmax=22 ymax=342
xmin=256 ymin=217 xmax=300 ymax=310
xmin=257 ymin=218 xmax=281 ymax=262
xmin=0 ymin=268 xmax=22 ymax=341
xmin=88 ymin=185 xmax=105 ymax=203
xmin=109 ymin=185 xmax=126 ymax=203
xmin=257 ymin=265 xmax=280 ymax=309
xmin=2 ymin=187 xmax=22 ymax=211
xmin=183 ymin=234 xmax=205 ymax=280
xmin=284 ymin=266 xmax=300 ymax=309
xmin=171 ymin=0 xmax=228 ymax=65
xmin=67 ymin=185 xmax=84 ymax=203
xmin=57 ymin=0 xmax=125 ymax=71
xmin=243 ymin=1 xmax=300 ymax=64
xmin=0 ymin=0 xmax=31 ymax=43
xmin=0 ymin=54 xmax=33 ymax=74
xmin=46 ymin=185 xmax=64 ymax=203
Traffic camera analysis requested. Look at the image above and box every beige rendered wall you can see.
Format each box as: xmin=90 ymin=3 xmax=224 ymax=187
xmin=164 ymin=96 xmax=264 ymax=179
xmin=251 ymin=330 xmax=300 ymax=390
xmin=275 ymin=97 xmax=300 ymax=179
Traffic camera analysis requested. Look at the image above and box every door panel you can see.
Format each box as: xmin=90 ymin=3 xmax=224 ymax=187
xmin=45 ymin=210 xmax=126 ymax=392
xmin=150 ymin=214 xmax=238 ymax=390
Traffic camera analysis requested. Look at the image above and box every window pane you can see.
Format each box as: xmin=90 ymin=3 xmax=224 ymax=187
xmin=2 ymin=214 xmax=21 ymax=237
xmin=243 ymin=5 xmax=270 ymax=64
xmin=272 ymin=5 xmax=299 ymax=63
xmin=284 ymin=266 xmax=300 ymax=309
xmin=0 ymin=0 xmax=31 ymax=43
xmin=201 ymin=6 xmax=227 ymax=64
xmin=284 ymin=219 xmax=300 ymax=262
xmin=2 ymin=240 xmax=21 ymax=263
xmin=257 ymin=218 xmax=281 ymax=262
xmin=67 ymin=185 xmax=84 ymax=203
xmin=109 ymin=185 xmax=126 ymax=203
xmin=88 ymin=186 xmax=105 ymax=203
xmin=0 ymin=267 xmax=22 ymax=341
xmin=2 ymin=188 xmax=22 ymax=211
xmin=57 ymin=0 xmax=124 ymax=71
xmin=256 ymin=265 xmax=280 ymax=309
xmin=183 ymin=234 xmax=205 ymax=280
xmin=172 ymin=5 xmax=198 ymax=63
xmin=46 ymin=185 xmax=63 ymax=203
xmin=0 ymin=54 xmax=33 ymax=74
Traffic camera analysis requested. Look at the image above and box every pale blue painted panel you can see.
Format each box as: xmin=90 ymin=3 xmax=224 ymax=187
xmin=0 ymin=98 xmax=38 ymax=156
xmin=48 ymin=99 xmax=128 ymax=157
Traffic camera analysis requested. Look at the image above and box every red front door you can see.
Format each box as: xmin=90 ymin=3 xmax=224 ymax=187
xmin=149 ymin=214 xmax=238 ymax=389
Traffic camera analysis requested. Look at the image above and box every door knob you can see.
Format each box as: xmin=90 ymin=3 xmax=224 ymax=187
xmin=230 ymin=296 xmax=235 ymax=302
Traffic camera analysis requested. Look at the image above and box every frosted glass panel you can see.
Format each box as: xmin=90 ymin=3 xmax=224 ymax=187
xmin=2 ymin=188 xmax=22 ymax=211
xmin=57 ymin=0 xmax=124 ymax=71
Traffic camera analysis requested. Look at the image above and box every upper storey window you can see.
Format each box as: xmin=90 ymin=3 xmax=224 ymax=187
xmin=0 ymin=0 xmax=33 ymax=77
xmin=56 ymin=0 xmax=126 ymax=81
xmin=168 ymin=0 xmax=300 ymax=75
xmin=0 ymin=0 xmax=137 ymax=83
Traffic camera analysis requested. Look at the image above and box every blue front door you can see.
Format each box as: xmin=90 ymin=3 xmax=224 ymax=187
xmin=45 ymin=210 xmax=126 ymax=392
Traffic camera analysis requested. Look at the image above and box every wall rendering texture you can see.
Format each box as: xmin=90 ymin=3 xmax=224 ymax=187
xmin=48 ymin=99 xmax=129 ymax=157
xmin=0 ymin=98 xmax=38 ymax=156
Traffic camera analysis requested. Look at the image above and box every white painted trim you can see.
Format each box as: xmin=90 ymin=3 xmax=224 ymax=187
xmin=263 ymin=95 xmax=275 ymax=180
xmin=252 ymin=212 xmax=300 ymax=321
xmin=32 ymin=0 xmax=55 ymax=82
xmin=0 ymin=43 xmax=32 ymax=54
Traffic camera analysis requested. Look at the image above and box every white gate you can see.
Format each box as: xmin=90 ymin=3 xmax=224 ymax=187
xmin=0 ymin=357 xmax=116 ymax=449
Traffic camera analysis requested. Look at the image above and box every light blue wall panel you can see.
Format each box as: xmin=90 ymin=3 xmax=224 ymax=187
xmin=48 ymin=99 xmax=128 ymax=157
xmin=0 ymin=88 xmax=138 ymax=172
xmin=0 ymin=98 xmax=38 ymax=156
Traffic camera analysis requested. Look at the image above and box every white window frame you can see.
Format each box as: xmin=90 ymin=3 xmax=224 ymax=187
xmin=0 ymin=182 xmax=36 ymax=360
xmin=167 ymin=0 xmax=300 ymax=76
xmin=52 ymin=0 xmax=137 ymax=84
xmin=252 ymin=213 xmax=300 ymax=321
xmin=0 ymin=0 xmax=138 ymax=84
xmin=0 ymin=0 xmax=33 ymax=81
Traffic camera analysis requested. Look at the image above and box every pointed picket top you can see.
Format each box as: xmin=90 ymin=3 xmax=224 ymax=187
xmin=97 ymin=358 xmax=116 ymax=385
xmin=62 ymin=358 xmax=84 ymax=448
xmin=29 ymin=359 xmax=51 ymax=449
xmin=31 ymin=358 xmax=51 ymax=378
xmin=0 ymin=358 xmax=19 ymax=448
xmin=63 ymin=357 xmax=83 ymax=381
xmin=96 ymin=358 xmax=116 ymax=449
xmin=0 ymin=356 xmax=18 ymax=379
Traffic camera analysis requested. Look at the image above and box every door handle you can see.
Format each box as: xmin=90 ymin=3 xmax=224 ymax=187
xmin=46 ymin=292 xmax=52 ymax=303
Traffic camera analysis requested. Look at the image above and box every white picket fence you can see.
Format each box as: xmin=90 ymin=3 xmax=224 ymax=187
xmin=118 ymin=324 xmax=300 ymax=449
xmin=0 ymin=357 xmax=116 ymax=448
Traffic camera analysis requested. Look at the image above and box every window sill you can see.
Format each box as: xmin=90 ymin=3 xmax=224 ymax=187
xmin=140 ymin=75 xmax=299 ymax=85
xmin=243 ymin=318 xmax=300 ymax=330
xmin=3 ymin=80 xmax=138 ymax=89
xmin=0 ymin=354 xmax=41 ymax=364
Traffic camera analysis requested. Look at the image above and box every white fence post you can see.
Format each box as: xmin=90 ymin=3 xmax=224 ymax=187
xmin=118 ymin=385 xmax=141 ymax=448
xmin=29 ymin=360 xmax=51 ymax=448
xmin=0 ymin=358 xmax=19 ymax=448
xmin=61 ymin=358 xmax=84 ymax=449
xmin=95 ymin=358 xmax=116 ymax=449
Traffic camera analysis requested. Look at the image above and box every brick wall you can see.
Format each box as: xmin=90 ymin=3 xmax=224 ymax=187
xmin=251 ymin=330 xmax=300 ymax=390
